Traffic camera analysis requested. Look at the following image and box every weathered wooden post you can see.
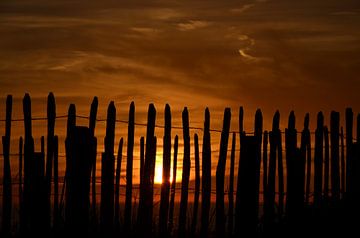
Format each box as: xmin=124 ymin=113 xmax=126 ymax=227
xmin=2 ymin=95 xmax=12 ymax=236
xmin=216 ymin=108 xmax=231 ymax=237
xmin=159 ymin=104 xmax=172 ymax=237
xmin=19 ymin=136 xmax=23 ymax=231
xmin=89 ymin=97 xmax=98 ymax=226
xmin=53 ymin=136 xmax=59 ymax=230
xmin=331 ymin=111 xmax=340 ymax=201
xmin=44 ymin=92 xmax=55 ymax=229
xmin=235 ymin=135 xmax=259 ymax=236
xmin=262 ymin=131 xmax=269 ymax=210
xmin=345 ymin=108 xmax=353 ymax=196
xmin=22 ymin=93 xmax=34 ymax=233
xmin=115 ymin=138 xmax=123 ymax=229
xmin=200 ymin=108 xmax=211 ymax=237
xmin=178 ymin=107 xmax=191 ymax=237
xmin=168 ymin=135 xmax=178 ymax=235
xmin=285 ymin=112 xmax=297 ymax=214
xmin=191 ymin=133 xmax=200 ymax=236
xmin=125 ymin=102 xmax=135 ymax=232
xmin=324 ymin=127 xmax=330 ymax=200
xmin=137 ymin=104 xmax=156 ymax=236
xmin=314 ymin=112 xmax=324 ymax=206
xmin=254 ymin=109 xmax=263 ymax=222
xmin=301 ymin=114 xmax=311 ymax=204
xmin=100 ymin=102 xmax=116 ymax=233
xmin=228 ymin=132 xmax=236 ymax=235
xmin=65 ymin=126 xmax=94 ymax=235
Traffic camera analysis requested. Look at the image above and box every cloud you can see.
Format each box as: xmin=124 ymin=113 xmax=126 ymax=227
xmin=177 ymin=20 xmax=210 ymax=31
xmin=230 ymin=4 xmax=255 ymax=13
xmin=238 ymin=49 xmax=273 ymax=63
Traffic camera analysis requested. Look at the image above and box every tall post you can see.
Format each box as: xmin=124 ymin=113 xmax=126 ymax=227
xmin=314 ymin=112 xmax=324 ymax=206
xmin=178 ymin=107 xmax=191 ymax=237
xmin=168 ymin=135 xmax=178 ymax=235
xmin=125 ymin=102 xmax=135 ymax=232
xmin=262 ymin=131 xmax=269 ymax=210
xmin=159 ymin=104 xmax=172 ymax=237
xmin=115 ymin=138 xmax=123 ymax=229
xmin=191 ymin=133 xmax=200 ymax=236
xmin=330 ymin=111 xmax=340 ymax=201
xmin=53 ymin=136 xmax=59 ymax=230
xmin=100 ymin=102 xmax=116 ymax=233
xmin=228 ymin=132 xmax=236 ymax=235
xmin=301 ymin=114 xmax=311 ymax=204
xmin=89 ymin=97 xmax=98 ymax=227
xmin=2 ymin=95 xmax=12 ymax=235
xmin=324 ymin=127 xmax=330 ymax=200
xmin=345 ymin=108 xmax=353 ymax=195
xmin=200 ymin=108 xmax=211 ymax=237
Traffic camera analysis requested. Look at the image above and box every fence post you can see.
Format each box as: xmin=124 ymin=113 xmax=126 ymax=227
xmin=262 ymin=131 xmax=269 ymax=211
xmin=137 ymin=104 xmax=156 ymax=236
xmin=89 ymin=97 xmax=98 ymax=227
xmin=22 ymin=93 xmax=34 ymax=233
xmin=341 ymin=127 xmax=345 ymax=197
xmin=19 ymin=136 xmax=23 ymax=231
xmin=178 ymin=107 xmax=191 ymax=237
xmin=2 ymin=95 xmax=12 ymax=236
xmin=216 ymin=108 xmax=231 ymax=237
xmin=285 ymin=112 xmax=297 ymax=213
xmin=125 ymin=102 xmax=135 ymax=233
xmin=345 ymin=108 xmax=353 ymax=196
xmin=168 ymin=135 xmax=178 ymax=235
xmin=65 ymin=126 xmax=94 ymax=235
xmin=159 ymin=104 xmax=172 ymax=237
xmin=44 ymin=92 xmax=55 ymax=230
xmin=228 ymin=132 xmax=236 ymax=235
xmin=115 ymin=138 xmax=123 ymax=230
xmin=200 ymin=108 xmax=211 ymax=237
xmin=357 ymin=114 xmax=360 ymax=142
xmin=191 ymin=133 xmax=200 ymax=236
xmin=324 ymin=127 xmax=330 ymax=200
xmin=301 ymin=114 xmax=311 ymax=204
xmin=100 ymin=102 xmax=116 ymax=233
xmin=277 ymin=112 xmax=284 ymax=218
xmin=254 ymin=109 xmax=263 ymax=223
xmin=314 ymin=112 xmax=324 ymax=206
xmin=330 ymin=111 xmax=340 ymax=201
xmin=53 ymin=136 xmax=59 ymax=230
xmin=235 ymin=135 xmax=259 ymax=236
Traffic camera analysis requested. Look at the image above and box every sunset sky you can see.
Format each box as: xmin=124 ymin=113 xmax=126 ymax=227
xmin=1 ymin=0 xmax=360 ymax=184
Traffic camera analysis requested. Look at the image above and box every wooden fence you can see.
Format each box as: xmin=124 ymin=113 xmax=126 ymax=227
xmin=1 ymin=93 xmax=360 ymax=237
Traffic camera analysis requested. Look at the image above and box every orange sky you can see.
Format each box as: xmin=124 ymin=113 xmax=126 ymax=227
xmin=0 ymin=0 xmax=360 ymax=185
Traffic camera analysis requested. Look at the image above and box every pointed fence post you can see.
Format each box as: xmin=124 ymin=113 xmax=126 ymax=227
xmin=139 ymin=137 xmax=145 ymax=188
xmin=254 ymin=109 xmax=263 ymax=222
xmin=228 ymin=132 xmax=236 ymax=235
xmin=330 ymin=111 xmax=340 ymax=201
xmin=159 ymin=104 xmax=172 ymax=237
xmin=125 ymin=102 xmax=135 ymax=232
xmin=216 ymin=108 xmax=231 ymax=237
xmin=178 ymin=107 xmax=191 ymax=237
xmin=191 ymin=133 xmax=200 ymax=236
xmin=2 ymin=95 xmax=12 ymax=236
xmin=100 ymin=102 xmax=116 ymax=233
xmin=137 ymin=104 xmax=156 ymax=236
xmin=314 ymin=112 xmax=324 ymax=206
xmin=89 ymin=97 xmax=98 ymax=227
xmin=200 ymin=108 xmax=211 ymax=237
xmin=115 ymin=138 xmax=123 ymax=229
xmin=44 ymin=92 xmax=55 ymax=229
xmin=301 ymin=114 xmax=311 ymax=204
xmin=168 ymin=135 xmax=178 ymax=235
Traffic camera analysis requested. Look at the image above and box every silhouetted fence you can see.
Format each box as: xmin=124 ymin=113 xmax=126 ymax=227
xmin=1 ymin=93 xmax=360 ymax=237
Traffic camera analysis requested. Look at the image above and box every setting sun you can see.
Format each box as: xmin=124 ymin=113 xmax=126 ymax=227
xmin=154 ymin=164 xmax=163 ymax=184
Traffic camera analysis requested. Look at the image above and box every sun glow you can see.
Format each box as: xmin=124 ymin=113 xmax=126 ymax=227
xmin=154 ymin=154 xmax=177 ymax=184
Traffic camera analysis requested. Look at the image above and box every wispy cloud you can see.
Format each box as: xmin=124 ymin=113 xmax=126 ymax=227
xmin=177 ymin=20 xmax=210 ymax=31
